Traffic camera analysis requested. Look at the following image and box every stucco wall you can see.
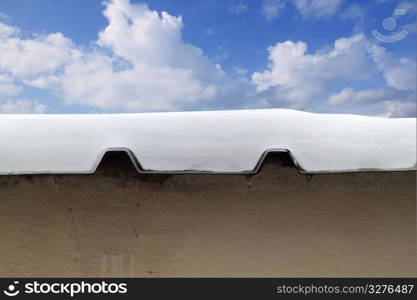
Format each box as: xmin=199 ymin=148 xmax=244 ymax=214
xmin=0 ymin=154 xmax=415 ymax=277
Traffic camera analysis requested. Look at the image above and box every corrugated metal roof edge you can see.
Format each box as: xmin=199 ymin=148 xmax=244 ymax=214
xmin=1 ymin=147 xmax=415 ymax=176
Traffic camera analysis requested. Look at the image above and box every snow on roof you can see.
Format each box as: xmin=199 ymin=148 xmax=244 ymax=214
xmin=0 ymin=109 xmax=415 ymax=175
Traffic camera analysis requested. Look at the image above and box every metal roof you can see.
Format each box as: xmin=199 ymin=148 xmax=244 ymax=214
xmin=0 ymin=109 xmax=415 ymax=175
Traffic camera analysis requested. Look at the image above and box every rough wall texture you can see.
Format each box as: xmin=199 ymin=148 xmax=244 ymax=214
xmin=0 ymin=153 xmax=415 ymax=277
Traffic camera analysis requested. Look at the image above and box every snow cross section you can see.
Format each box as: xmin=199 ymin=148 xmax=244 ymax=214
xmin=0 ymin=109 xmax=415 ymax=175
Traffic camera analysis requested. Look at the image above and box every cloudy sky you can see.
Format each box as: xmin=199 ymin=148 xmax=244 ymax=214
xmin=0 ymin=0 xmax=415 ymax=116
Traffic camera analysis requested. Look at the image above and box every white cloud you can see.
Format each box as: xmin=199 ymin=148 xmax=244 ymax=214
xmin=0 ymin=22 xmax=17 ymax=38
xmin=252 ymin=34 xmax=375 ymax=107
xmin=328 ymin=88 xmax=396 ymax=106
xmin=0 ymin=32 xmax=80 ymax=79
xmin=261 ymin=0 xmax=286 ymax=20
xmin=327 ymin=87 xmax=416 ymax=113
xmin=0 ymin=0 xmax=414 ymax=118
xmin=0 ymin=12 xmax=10 ymax=20
xmin=292 ymin=0 xmax=343 ymax=19
xmin=61 ymin=0 xmax=226 ymax=111
xmin=0 ymin=0 xmax=228 ymax=111
xmin=0 ymin=73 xmax=21 ymax=96
xmin=0 ymin=83 xmax=21 ymax=96
xmin=384 ymin=101 xmax=416 ymax=117
xmin=340 ymin=3 xmax=365 ymax=21
xmin=232 ymin=66 xmax=249 ymax=75
xmin=369 ymin=44 xmax=416 ymax=91
xmin=0 ymin=99 xmax=48 ymax=113
xmin=229 ymin=3 xmax=248 ymax=14
xmin=252 ymin=33 xmax=416 ymax=115
xmin=261 ymin=0 xmax=344 ymax=20
xmin=327 ymin=87 xmax=416 ymax=117
xmin=60 ymin=51 xmax=219 ymax=111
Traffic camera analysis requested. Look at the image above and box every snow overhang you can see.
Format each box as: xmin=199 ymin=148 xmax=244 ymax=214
xmin=0 ymin=109 xmax=415 ymax=175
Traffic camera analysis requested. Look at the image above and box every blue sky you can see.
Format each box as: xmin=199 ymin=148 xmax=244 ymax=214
xmin=0 ymin=0 xmax=415 ymax=116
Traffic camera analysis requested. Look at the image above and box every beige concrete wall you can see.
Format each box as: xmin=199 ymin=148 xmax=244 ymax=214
xmin=0 ymin=157 xmax=415 ymax=277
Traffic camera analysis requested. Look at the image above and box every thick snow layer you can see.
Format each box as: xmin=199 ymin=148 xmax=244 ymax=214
xmin=0 ymin=109 xmax=415 ymax=175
